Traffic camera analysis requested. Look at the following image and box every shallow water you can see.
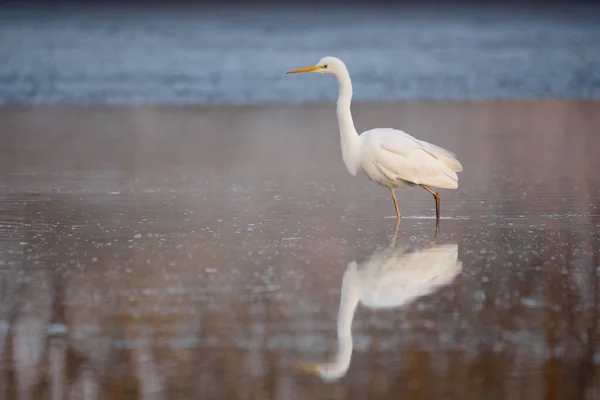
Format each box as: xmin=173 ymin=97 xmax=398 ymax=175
xmin=0 ymin=101 xmax=599 ymax=399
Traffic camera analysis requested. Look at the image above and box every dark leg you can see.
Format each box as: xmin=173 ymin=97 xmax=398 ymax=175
xmin=419 ymin=184 xmax=441 ymax=220
xmin=420 ymin=215 xmax=441 ymax=251
xmin=391 ymin=217 xmax=401 ymax=247
xmin=424 ymin=220 xmax=440 ymax=248
xmin=390 ymin=188 xmax=401 ymax=219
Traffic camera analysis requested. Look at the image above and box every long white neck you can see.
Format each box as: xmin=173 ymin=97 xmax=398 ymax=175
xmin=335 ymin=69 xmax=361 ymax=176
xmin=316 ymin=261 xmax=360 ymax=382
xmin=335 ymin=262 xmax=360 ymax=372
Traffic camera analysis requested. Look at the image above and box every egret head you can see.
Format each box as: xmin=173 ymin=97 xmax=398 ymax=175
xmin=286 ymin=56 xmax=347 ymax=76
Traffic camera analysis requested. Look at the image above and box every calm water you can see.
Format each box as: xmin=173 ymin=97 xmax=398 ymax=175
xmin=1 ymin=3 xmax=600 ymax=105
xmin=0 ymin=101 xmax=599 ymax=399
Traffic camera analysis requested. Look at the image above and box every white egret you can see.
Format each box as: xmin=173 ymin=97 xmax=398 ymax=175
xmin=287 ymin=56 xmax=463 ymax=220
xmin=296 ymin=226 xmax=463 ymax=381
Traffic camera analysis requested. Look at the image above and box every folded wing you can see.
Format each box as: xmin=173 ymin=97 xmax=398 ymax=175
xmin=363 ymin=128 xmax=462 ymax=189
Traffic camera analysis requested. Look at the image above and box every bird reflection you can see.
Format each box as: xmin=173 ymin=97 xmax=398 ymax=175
xmin=296 ymin=223 xmax=462 ymax=382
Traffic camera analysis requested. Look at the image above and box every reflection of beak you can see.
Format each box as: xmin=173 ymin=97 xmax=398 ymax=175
xmin=286 ymin=65 xmax=322 ymax=74
xmin=295 ymin=361 xmax=320 ymax=375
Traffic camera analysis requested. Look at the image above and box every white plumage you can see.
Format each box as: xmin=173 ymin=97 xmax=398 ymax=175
xmin=287 ymin=56 xmax=463 ymax=219
xmin=359 ymin=127 xmax=463 ymax=189
xmin=296 ymin=232 xmax=463 ymax=382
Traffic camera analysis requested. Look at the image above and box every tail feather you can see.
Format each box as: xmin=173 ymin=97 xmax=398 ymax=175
xmin=419 ymin=141 xmax=463 ymax=172
xmin=421 ymin=167 xmax=458 ymax=189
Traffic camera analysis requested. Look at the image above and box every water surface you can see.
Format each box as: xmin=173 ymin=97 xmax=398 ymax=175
xmin=0 ymin=100 xmax=599 ymax=399
xmin=1 ymin=3 xmax=600 ymax=104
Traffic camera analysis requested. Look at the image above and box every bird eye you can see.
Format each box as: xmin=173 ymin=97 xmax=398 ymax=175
xmin=323 ymin=64 xmax=328 ymax=68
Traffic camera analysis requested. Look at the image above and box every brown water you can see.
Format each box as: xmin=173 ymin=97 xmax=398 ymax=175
xmin=0 ymin=100 xmax=599 ymax=399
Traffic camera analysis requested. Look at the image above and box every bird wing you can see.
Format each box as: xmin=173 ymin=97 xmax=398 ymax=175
xmin=360 ymin=244 xmax=462 ymax=308
xmin=417 ymin=140 xmax=463 ymax=172
xmin=363 ymin=128 xmax=460 ymax=188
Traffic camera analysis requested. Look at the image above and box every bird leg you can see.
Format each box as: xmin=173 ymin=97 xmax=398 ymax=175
xmin=391 ymin=217 xmax=401 ymax=247
xmin=422 ymin=220 xmax=440 ymax=250
xmin=419 ymin=184 xmax=441 ymax=220
xmin=390 ymin=188 xmax=401 ymax=219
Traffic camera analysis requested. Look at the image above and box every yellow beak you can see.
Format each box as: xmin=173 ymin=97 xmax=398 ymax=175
xmin=286 ymin=65 xmax=323 ymax=74
xmin=295 ymin=362 xmax=320 ymax=374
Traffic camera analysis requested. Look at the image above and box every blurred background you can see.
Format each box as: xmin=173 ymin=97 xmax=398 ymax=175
xmin=1 ymin=1 xmax=600 ymax=400
xmin=1 ymin=0 xmax=599 ymax=104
